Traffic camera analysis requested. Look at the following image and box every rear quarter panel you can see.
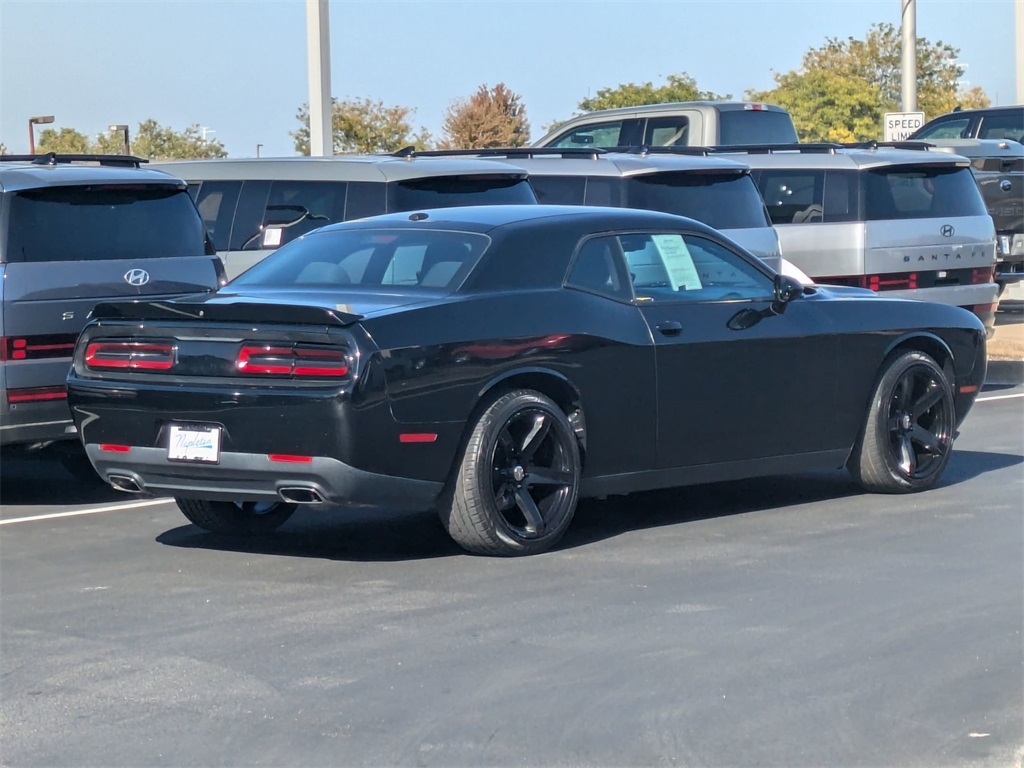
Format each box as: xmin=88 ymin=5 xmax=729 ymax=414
xmin=360 ymin=289 xmax=657 ymax=478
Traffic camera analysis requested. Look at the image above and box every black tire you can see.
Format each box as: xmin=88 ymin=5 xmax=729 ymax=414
xmin=849 ymin=350 xmax=956 ymax=493
xmin=175 ymin=498 xmax=296 ymax=535
xmin=441 ymin=389 xmax=581 ymax=556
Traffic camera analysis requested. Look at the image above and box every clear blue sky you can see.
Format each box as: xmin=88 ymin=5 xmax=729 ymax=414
xmin=0 ymin=0 xmax=1018 ymax=158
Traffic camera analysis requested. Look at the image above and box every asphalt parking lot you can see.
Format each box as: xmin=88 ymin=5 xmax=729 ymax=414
xmin=1 ymin=380 xmax=1021 ymax=767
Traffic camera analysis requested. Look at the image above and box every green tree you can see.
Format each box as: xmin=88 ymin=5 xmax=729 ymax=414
xmin=440 ymin=83 xmax=529 ymax=149
xmin=292 ymin=98 xmax=431 ymax=155
xmin=36 ymin=127 xmax=93 ymax=154
xmin=747 ymin=23 xmax=990 ymax=142
xmin=130 ymin=119 xmax=227 ymax=160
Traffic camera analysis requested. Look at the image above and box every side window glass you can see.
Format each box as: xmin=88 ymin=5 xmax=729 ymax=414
xmin=821 ymin=171 xmax=857 ymax=223
xmin=979 ymin=113 xmax=1024 ymax=142
xmin=531 ymin=176 xmax=586 ymax=205
xmin=193 ymin=181 xmax=242 ymax=252
xmin=915 ymin=117 xmax=971 ymax=140
xmin=549 ymin=121 xmax=628 ymax=149
xmin=258 ymin=181 xmax=345 ymax=249
xmin=230 ymin=180 xmax=271 ymax=251
xmin=565 ymin=236 xmax=632 ymax=301
xmin=346 ymin=181 xmax=386 ymax=219
xmin=756 ymin=171 xmax=823 ymax=224
xmin=622 ymin=233 xmax=771 ymax=303
xmin=646 ymin=116 xmax=690 ymax=147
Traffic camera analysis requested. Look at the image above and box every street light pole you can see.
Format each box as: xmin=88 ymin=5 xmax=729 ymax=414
xmin=306 ymin=0 xmax=333 ymax=156
xmin=28 ymin=115 xmax=55 ymax=154
xmin=108 ymin=124 xmax=130 ymax=155
xmin=256 ymin=143 xmax=263 ymax=158
xmin=900 ymin=0 xmax=917 ymax=112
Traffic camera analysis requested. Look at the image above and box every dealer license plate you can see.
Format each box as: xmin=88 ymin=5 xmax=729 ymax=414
xmin=167 ymin=424 xmax=221 ymax=464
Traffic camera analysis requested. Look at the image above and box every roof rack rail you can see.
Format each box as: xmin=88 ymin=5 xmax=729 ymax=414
xmin=707 ymin=143 xmax=843 ymax=155
xmin=389 ymin=146 xmax=607 ymax=160
xmin=611 ymin=145 xmax=714 ymax=157
xmin=0 ymin=152 xmax=149 ymax=168
xmin=840 ymin=140 xmax=934 ymax=151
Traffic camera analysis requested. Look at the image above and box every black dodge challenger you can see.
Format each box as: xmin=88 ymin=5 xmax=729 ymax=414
xmin=67 ymin=205 xmax=987 ymax=556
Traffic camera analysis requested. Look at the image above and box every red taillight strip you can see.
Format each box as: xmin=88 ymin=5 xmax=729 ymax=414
xmin=85 ymin=341 xmax=175 ymax=371
xmin=236 ymin=345 xmax=349 ymax=378
xmin=6 ymin=385 xmax=67 ymax=403
xmin=99 ymin=444 xmax=131 ymax=453
xmin=268 ymin=454 xmax=314 ymax=463
xmin=1 ymin=334 xmax=79 ymax=362
xmin=399 ymin=433 xmax=438 ymax=444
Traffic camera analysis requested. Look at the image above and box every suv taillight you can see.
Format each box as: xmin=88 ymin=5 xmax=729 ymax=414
xmin=235 ymin=344 xmax=349 ymax=378
xmin=85 ymin=341 xmax=175 ymax=370
xmin=1 ymin=334 xmax=78 ymax=362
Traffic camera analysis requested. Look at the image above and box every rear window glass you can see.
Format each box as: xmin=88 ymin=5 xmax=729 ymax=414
xmin=5 ymin=185 xmax=207 ymax=263
xmin=389 ymin=175 xmax=536 ymax=211
xmin=230 ymin=228 xmax=490 ymax=293
xmin=718 ymin=110 xmax=799 ymax=145
xmin=623 ymin=172 xmax=770 ymax=229
xmin=863 ymin=166 xmax=988 ymax=220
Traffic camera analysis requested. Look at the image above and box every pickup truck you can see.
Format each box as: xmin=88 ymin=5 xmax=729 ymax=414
xmin=533 ymin=101 xmax=799 ymax=149
xmin=916 ymin=138 xmax=1024 ymax=295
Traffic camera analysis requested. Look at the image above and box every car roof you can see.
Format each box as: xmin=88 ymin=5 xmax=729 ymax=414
xmin=714 ymin=145 xmax=972 ymax=170
xmin=316 ymin=203 xmax=718 ymax=235
xmin=924 ymin=105 xmax=1022 ymax=119
xmin=0 ymin=162 xmax=188 ymax=193
xmin=459 ymin=151 xmax=752 ymax=178
xmin=148 ymin=155 xmax=529 ymax=183
xmin=549 ymin=101 xmax=790 ymax=121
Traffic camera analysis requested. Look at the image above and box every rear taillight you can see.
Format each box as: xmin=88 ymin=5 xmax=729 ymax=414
xmin=6 ymin=385 xmax=67 ymax=404
xmin=867 ymin=273 xmax=918 ymax=291
xmin=236 ymin=344 xmax=349 ymax=378
xmin=0 ymin=334 xmax=78 ymax=362
xmin=85 ymin=341 xmax=175 ymax=371
xmin=971 ymin=266 xmax=995 ymax=285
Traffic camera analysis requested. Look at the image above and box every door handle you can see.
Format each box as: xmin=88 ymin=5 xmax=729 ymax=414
xmin=656 ymin=320 xmax=683 ymax=337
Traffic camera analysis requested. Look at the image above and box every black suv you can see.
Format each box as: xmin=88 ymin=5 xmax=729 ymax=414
xmin=0 ymin=153 xmax=223 ymax=455
xmin=910 ymin=105 xmax=1023 ymax=143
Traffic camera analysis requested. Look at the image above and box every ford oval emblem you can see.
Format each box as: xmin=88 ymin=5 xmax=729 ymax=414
xmin=124 ymin=268 xmax=150 ymax=286
xmin=940 ymin=225 xmax=955 ymax=238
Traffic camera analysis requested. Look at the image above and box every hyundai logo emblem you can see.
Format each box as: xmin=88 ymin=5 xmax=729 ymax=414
xmin=940 ymin=225 xmax=955 ymax=238
xmin=124 ymin=268 xmax=150 ymax=286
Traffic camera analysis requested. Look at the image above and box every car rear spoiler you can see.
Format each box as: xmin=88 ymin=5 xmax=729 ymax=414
xmin=89 ymin=298 xmax=364 ymax=327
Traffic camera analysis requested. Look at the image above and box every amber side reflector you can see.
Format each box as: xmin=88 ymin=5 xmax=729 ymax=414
xmin=399 ymin=433 xmax=438 ymax=444
xmin=958 ymin=385 xmax=979 ymax=394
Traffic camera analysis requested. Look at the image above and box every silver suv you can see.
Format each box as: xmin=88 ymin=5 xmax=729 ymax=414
xmin=722 ymin=143 xmax=1000 ymax=335
xmin=0 ymin=153 xmax=223 ymax=452
xmin=150 ymin=155 xmax=536 ymax=279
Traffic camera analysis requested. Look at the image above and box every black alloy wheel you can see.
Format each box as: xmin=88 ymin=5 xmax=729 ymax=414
xmin=850 ymin=350 xmax=955 ymax=493
xmin=442 ymin=389 xmax=581 ymax=556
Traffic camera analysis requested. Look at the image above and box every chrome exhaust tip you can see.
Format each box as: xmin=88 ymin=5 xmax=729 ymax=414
xmin=278 ymin=486 xmax=325 ymax=504
xmin=108 ymin=474 xmax=142 ymax=493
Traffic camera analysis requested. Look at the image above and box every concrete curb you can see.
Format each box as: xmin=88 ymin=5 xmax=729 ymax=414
xmin=986 ymin=360 xmax=1024 ymax=386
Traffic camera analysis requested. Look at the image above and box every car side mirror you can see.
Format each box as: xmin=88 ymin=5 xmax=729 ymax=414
xmin=772 ymin=274 xmax=804 ymax=313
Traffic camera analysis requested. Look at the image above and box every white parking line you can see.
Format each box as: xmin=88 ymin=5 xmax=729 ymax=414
xmin=977 ymin=392 xmax=1024 ymax=403
xmin=0 ymin=498 xmax=171 ymax=526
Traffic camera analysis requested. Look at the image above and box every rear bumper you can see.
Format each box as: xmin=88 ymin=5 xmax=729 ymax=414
xmin=0 ymin=399 xmax=77 ymax=447
xmin=85 ymin=444 xmax=443 ymax=511
xmin=882 ymin=283 xmax=999 ymax=337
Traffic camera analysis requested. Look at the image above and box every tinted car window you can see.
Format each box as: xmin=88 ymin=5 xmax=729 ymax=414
xmin=913 ymin=117 xmax=971 ymax=140
xmin=389 ymin=175 xmax=536 ymax=210
xmin=718 ymin=110 xmax=799 ymax=145
xmin=565 ymin=236 xmax=632 ymax=301
xmin=622 ymin=232 xmax=770 ymax=302
xmin=755 ymin=170 xmax=858 ymax=224
xmin=6 ymin=185 xmax=207 ymax=262
xmin=231 ymin=228 xmax=490 ymax=293
xmin=623 ymin=172 xmax=769 ymax=229
xmin=194 ymin=180 xmax=242 ymax=251
xmin=253 ymin=180 xmax=347 ymax=249
xmin=645 ymin=116 xmax=691 ymax=147
xmin=863 ymin=166 xmax=988 ymax=220
xmin=530 ymin=176 xmax=587 ymax=205
xmin=979 ymin=112 xmax=1024 ymax=141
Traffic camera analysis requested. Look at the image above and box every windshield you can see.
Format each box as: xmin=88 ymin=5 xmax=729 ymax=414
xmin=390 ymin=175 xmax=536 ymax=210
xmin=230 ymin=227 xmax=491 ymax=293
xmin=718 ymin=110 xmax=799 ymax=145
xmin=623 ymin=172 xmax=771 ymax=229
xmin=5 ymin=185 xmax=207 ymax=263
